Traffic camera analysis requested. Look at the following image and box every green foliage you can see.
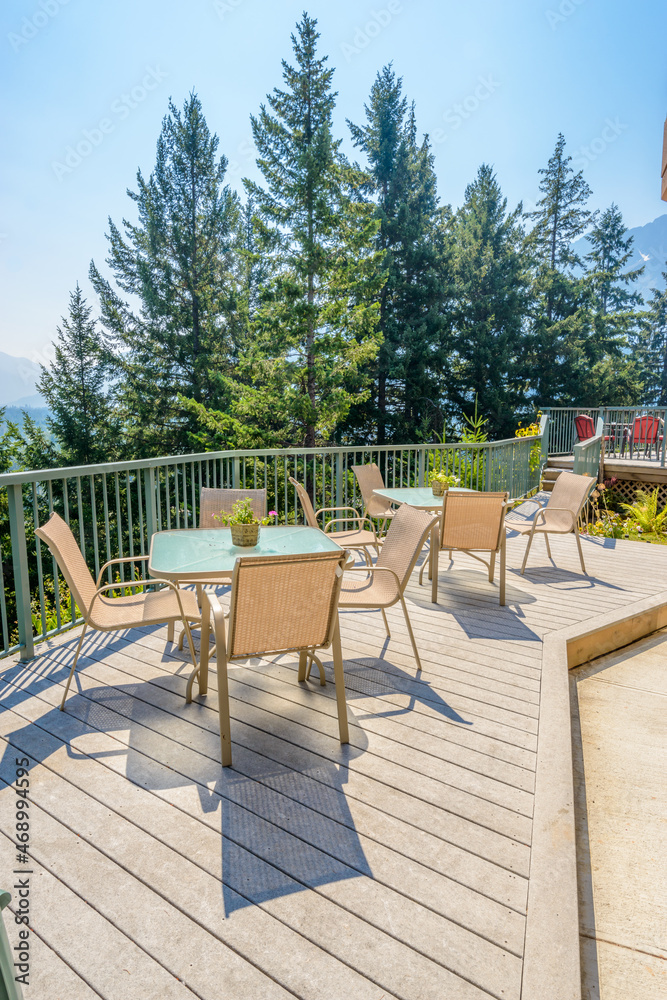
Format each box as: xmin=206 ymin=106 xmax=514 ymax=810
xmin=633 ymin=265 xmax=667 ymax=404
xmin=619 ymin=486 xmax=667 ymax=534
xmin=213 ymin=497 xmax=277 ymax=527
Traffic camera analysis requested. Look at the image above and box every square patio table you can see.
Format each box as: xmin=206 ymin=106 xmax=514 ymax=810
xmin=148 ymin=525 xmax=343 ymax=696
xmin=372 ymin=485 xmax=471 ymax=511
xmin=148 ymin=524 xmax=342 ymax=584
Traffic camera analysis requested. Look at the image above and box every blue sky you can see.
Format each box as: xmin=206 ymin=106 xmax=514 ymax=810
xmin=1 ymin=0 xmax=666 ymax=365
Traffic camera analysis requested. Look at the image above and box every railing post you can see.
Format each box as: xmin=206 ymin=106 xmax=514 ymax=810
xmin=484 ymin=444 xmax=492 ymax=492
xmin=418 ymin=448 xmax=425 ymax=487
xmin=232 ymin=457 xmax=240 ymax=489
xmin=143 ymin=467 xmax=157 ymax=546
xmin=662 ymin=410 xmax=666 ymax=468
xmin=7 ymin=484 xmax=34 ymax=660
xmin=335 ymin=451 xmax=343 ymax=510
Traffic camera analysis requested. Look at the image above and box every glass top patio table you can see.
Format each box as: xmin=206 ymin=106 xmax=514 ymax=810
xmin=148 ymin=525 xmax=341 ymax=583
xmin=372 ymin=486 xmax=472 ymax=511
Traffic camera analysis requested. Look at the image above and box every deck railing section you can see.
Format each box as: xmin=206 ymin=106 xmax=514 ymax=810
xmin=572 ymin=417 xmax=603 ymax=478
xmin=0 ymin=423 xmax=547 ymax=660
xmin=543 ymin=406 xmax=667 ymax=465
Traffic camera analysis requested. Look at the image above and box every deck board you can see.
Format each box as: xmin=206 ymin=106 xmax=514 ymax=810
xmin=2 ymin=532 xmax=667 ymax=999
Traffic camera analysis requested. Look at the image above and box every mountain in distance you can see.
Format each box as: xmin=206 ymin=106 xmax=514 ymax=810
xmin=0 ymin=352 xmax=45 ymax=407
xmin=572 ymin=212 xmax=667 ymax=303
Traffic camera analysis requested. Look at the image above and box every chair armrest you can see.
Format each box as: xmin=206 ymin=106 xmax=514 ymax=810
xmin=322 ymin=515 xmax=377 ymax=537
xmin=96 ymin=554 xmax=150 ymax=587
xmin=341 ymin=565 xmax=401 ymax=590
xmin=94 ymin=577 xmax=198 ymax=621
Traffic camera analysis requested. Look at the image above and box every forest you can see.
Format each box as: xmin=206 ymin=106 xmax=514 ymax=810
xmin=3 ymin=11 xmax=667 ymax=475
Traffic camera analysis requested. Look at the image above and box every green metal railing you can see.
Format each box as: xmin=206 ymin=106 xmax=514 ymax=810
xmin=572 ymin=416 xmax=603 ymax=478
xmin=0 ymin=421 xmax=548 ymax=660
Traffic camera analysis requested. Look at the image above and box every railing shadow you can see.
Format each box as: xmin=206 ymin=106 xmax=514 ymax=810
xmin=0 ymin=633 xmax=372 ymax=919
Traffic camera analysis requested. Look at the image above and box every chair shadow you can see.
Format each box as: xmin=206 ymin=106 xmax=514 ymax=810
xmin=0 ymin=630 xmax=372 ymax=919
xmin=315 ymin=652 xmax=473 ymax=725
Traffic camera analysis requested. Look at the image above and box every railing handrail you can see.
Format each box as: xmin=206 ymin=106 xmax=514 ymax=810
xmin=0 ymin=433 xmax=544 ymax=487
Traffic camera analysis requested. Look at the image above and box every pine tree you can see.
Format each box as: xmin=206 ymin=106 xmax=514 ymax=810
xmin=236 ymin=13 xmax=383 ymax=447
xmin=38 ymin=284 xmax=115 ymax=466
xmin=635 ymin=268 xmax=667 ymax=403
xmin=346 ymin=66 xmax=452 ymax=444
xmin=449 ymin=164 xmax=530 ymax=437
xmin=582 ymin=204 xmax=645 ymax=404
xmin=525 ymin=133 xmax=594 ymax=404
xmin=90 ymin=93 xmax=240 ymax=456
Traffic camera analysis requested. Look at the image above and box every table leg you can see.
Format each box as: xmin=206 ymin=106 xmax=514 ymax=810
xmin=199 ymin=595 xmax=210 ymax=696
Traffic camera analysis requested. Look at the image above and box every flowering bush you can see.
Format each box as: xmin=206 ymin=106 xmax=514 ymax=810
xmin=214 ymin=498 xmax=278 ymax=527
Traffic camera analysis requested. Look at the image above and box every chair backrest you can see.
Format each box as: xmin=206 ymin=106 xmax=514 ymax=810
xmin=352 ymin=463 xmax=390 ymax=517
xmin=574 ymin=414 xmax=595 ymax=442
xmin=547 ymin=471 xmax=596 ymax=521
xmin=35 ymin=512 xmax=97 ymax=618
xmin=632 ymin=415 xmax=660 ymax=445
xmin=440 ymin=492 xmax=508 ymax=551
xmin=226 ymin=550 xmax=348 ymax=658
xmin=199 ymin=488 xmax=267 ymax=528
xmin=376 ymin=503 xmax=436 ymax=591
xmin=288 ymin=477 xmax=318 ymax=529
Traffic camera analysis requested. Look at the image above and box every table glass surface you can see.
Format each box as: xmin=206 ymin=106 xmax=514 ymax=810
xmin=149 ymin=525 xmax=341 ymax=580
xmin=373 ymin=486 xmax=471 ymax=509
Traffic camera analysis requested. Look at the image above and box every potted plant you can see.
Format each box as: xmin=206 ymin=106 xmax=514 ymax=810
xmin=214 ymin=498 xmax=278 ymax=547
xmin=428 ymin=470 xmax=460 ymax=497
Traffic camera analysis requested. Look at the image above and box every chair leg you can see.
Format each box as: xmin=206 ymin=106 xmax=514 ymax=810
xmin=521 ymin=530 xmax=535 ymax=574
xmin=380 ymin=607 xmax=391 ymax=636
xmin=182 ymin=619 xmax=199 ymax=704
xmin=431 ymin=537 xmax=440 ymax=604
xmin=298 ymin=649 xmax=308 ymax=682
xmin=210 ymin=601 xmax=232 ymax=766
xmin=399 ymin=594 xmax=422 ymax=672
xmin=167 ymin=621 xmax=174 ymax=644
xmin=544 ymin=532 xmax=552 ymax=560
xmin=574 ymin=527 xmax=588 ymax=575
xmin=198 ymin=600 xmax=210 ymax=697
xmin=59 ymin=622 xmax=88 ymax=711
xmin=331 ymin=617 xmax=349 ymax=744
xmin=489 ymin=550 xmax=496 ymax=583
xmin=499 ymin=536 xmax=506 ymax=607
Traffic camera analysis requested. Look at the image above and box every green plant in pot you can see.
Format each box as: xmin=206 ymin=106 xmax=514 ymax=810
xmin=428 ymin=471 xmax=460 ymax=497
xmin=214 ymin=498 xmax=278 ymax=547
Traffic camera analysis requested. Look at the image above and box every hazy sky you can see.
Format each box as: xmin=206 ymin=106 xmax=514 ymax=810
xmin=1 ymin=0 xmax=666 ymax=366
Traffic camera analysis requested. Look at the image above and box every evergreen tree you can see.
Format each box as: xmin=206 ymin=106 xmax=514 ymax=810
xmin=449 ymin=164 xmax=530 ymax=437
xmin=235 ymin=13 xmax=383 ymax=447
xmin=90 ymin=93 xmax=240 ymax=456
xmin=525 ymin=133 xmax=594 ymax=403
xmin=38 ymin=284 xmax=115 ymax=466
xmin=346 ymin=66 xmax=452 ymax=444
xmin=582 ymin=204 xmax=644 ymax=404
xmin=635 ymin=267 xmax=667 ymax=403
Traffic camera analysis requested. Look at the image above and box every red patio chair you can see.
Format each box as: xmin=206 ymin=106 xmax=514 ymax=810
xmin=628 ymin=415 xmax=663 ymax=459
xmin=574 ymin=414 xmax=595 ymax=442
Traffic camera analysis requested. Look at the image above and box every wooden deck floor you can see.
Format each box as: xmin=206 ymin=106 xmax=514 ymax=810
xmin=1 ymin=532 xmax=667 ymax=1000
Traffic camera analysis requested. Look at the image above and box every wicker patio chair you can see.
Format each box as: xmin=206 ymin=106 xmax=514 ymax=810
xmin=35 ymin=512 xmax=202 ymax=711
xmin=199 ymin=487 xmax=267 ymax=527
xmin=352 ymin=463 xmax=397 ymax=533
xmin=334 ymin=503 xmax=435 ymax=671
xmin=505 ymin=470 xmax=596 ymax=575
xmin=420 ymin=492 xmax=509 ymax=605
xmin=202 ymin=549 xmax=350 ymax=766
xmin=289 ymin=476 xmax=380 ymax=565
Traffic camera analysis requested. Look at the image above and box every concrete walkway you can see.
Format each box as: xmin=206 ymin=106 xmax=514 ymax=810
xmin=571 ymin=631 xmax=667 ymax=999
